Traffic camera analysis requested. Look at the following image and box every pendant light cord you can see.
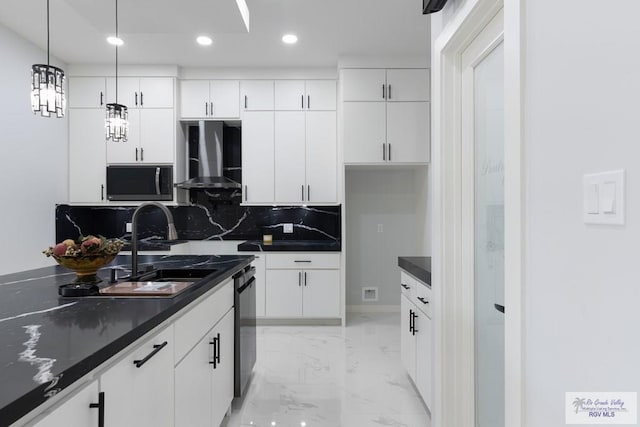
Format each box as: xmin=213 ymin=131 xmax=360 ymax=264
xmin=115 ymin=0 xmax=118 ymax=103
xmin=46 ymin=0 xmax=50 ymax=67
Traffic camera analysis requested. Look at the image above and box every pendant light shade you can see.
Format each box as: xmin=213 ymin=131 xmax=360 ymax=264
xmin=106 ymin=0 xmax=128 ymax=142
xmin=31 ymin=0 xmax=65 ymax=118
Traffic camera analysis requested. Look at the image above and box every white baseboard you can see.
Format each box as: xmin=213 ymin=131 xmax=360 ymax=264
xmin=346 ymin=304 xmax=400 ymax=313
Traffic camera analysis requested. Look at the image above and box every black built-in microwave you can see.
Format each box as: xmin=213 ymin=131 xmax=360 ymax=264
xmin=106 ymin=165 xmax=173 ymax=201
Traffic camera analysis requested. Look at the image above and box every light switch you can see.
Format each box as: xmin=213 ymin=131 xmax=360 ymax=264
xmin=601 ymin=182 xmax=616 ymax=214
xmin=283 ymin=223 xmax=294 ymax=233
xmin=583 ymin=170 xmax=625 ymax=225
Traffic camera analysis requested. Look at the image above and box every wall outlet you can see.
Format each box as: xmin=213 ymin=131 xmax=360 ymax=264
xmin=362 ymin=287 xmax=379 ymax=302
xmin=125 ymin=222 xmax=132 ymax=233
xmin=283 ymin=223 xmax=294 ymax=233
xmin=377 ymin=224 xmax=383 ymax=233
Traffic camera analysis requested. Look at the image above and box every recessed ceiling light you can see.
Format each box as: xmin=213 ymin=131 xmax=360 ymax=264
xmin=196 ymin=36 xmax=213 ymax=46
xmin=282 ymin=34 xmax=298 ymax=44
xmin=106 ymin=36 xmax=124 ymax=46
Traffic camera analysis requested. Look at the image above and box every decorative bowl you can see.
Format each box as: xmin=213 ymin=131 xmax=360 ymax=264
xmin=52 ymin=254 xmax=119 ymax=282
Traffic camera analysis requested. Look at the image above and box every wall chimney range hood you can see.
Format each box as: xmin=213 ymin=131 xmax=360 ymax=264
xmin=175 ymin=121 xmax=242 ymax=191
xmin=423 ymin=0 xmax=449 ymax=14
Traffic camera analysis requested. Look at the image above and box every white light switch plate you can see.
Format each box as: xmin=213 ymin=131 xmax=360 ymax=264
xmin=583 ymin=170 xmax=625 ymax=225
xmin=283 ymin=223 xmax=294 ymax=233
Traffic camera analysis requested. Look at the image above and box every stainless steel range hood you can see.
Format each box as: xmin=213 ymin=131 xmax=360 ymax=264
xmin=175 ymin=121 xmax=241 ymax=190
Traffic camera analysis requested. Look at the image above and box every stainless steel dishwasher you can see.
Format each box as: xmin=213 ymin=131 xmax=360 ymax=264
xmin=234 ymin=264 xmax=256 ymax=397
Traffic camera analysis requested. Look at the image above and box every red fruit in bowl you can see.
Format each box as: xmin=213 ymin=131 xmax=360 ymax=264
xmin=81 ymin=237 xmax=102 ymax=254
xmin=53 ymin=243 xmax=69 ymax=257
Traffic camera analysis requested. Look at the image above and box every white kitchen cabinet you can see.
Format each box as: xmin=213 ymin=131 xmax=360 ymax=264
xmin=274 ymin=80 xmax=336 ymax=111
xmin=33 ymin=381 xmax=99 ymax=427
xmin=107 ymin=77 xmax=174 ymax=108
xmin=241 ymin=111 xmax=274 ymax=203
xmin=273 ymin=111 xmax=337 ymax=204
xmin=265 ymin=253 xmax=340 ymax=319
xmin=399 ymin=268 xmax=432 ymax=410
xmin=241 ymin=80 xmax=274 ymax=111
xmin=100 ymin=327 xmax=174 ymax=427
xmin=179 ymin=80 xmax=239 ymax=119
xmin=68 ymin=77 xmax=106 ymax=108
xmin=175 ymin=308 xmax=234 ymax=427
xmin=341 ymin=68 xmax=430 ymax=164
xmin=69 ymin=109 xmax=106 ymax=202
xmin=106 ymin=108 xmax=174 ymax=164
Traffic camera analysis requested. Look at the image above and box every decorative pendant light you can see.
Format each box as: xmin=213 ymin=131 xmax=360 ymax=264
xmin=31 ymin=0 xmax=65 ymax=118
xmin=105 ymin=0 xmax=128 ymax=142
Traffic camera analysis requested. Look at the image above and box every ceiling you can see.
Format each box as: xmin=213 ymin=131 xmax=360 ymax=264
xmin=0 ymin=0 xmax=430 ymax=68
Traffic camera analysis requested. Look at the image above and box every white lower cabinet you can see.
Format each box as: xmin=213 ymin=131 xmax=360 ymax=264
xmin=265 ymin=253 xmax=340 ymax=319
xmin=100 ymin=327 xmax=174 ymax=427
xmin=33 ymin=381 xmax=99 ymax=427
xmin=400 ymin=269 xmax=432 ymax=410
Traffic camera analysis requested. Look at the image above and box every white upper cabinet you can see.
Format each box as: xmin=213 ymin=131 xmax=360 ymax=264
xmin=274 ymin=80 xmax=336 ymax=111
xmin=242 ymin=111 xmax=275 ymax=203
xmin=341 ymin=69 xmax=386 ymax=101
xmin=343 ymin=102 xmax=386 ymax=163
xmin=241 ymin=80 xmax=274 ymax=111
xmin=69 ymin=109 xmax=106 ymax=203
xmin=107 ymin=77 xmax=174 ymax=108
xmin=306 ymin=111 xmax=337 ymax=203
xmin=385 ymin=69 xmax=430 ymax=101
xmin=68 ymin=77 xmax=106 ymax=108
xmin=274 ymin=111 xmax=306 ymax=203
xmin=386 ymin=102 xmax=430 ymax=162
xmin=180 ymin=80 xmax=239 ymax=119
xmin=107 ymin=109 xmax=174 ymax=164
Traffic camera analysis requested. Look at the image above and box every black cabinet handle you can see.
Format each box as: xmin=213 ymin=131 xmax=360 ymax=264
xmin=244 ymin=185 xmax=248 ymax=201
xmin=301 ymin=94 xmax=304 ymax=109
xmin=417 ymin=296 xmax=429 ymax=305
xmin=210 ymin=102 xmax=213 ymax=116
xmin=388 ymin=84 xmax=392 ymax=100
xmin=135 ymin=92 xmax=138 ymax=106
xmin=205 ymin=102 xmax=208 ymax=116
xmin=307 ymin=95 xmax=310 ymax=109
xmin=301 ymin=184 xmax=304 ymax=201
xmin=209 ymin=337 xmax=218 ymax=368
xmin=89 ymin=392 xmax=105 ymax=427
xmin=409 ymin=309 xmax=414 ymax=333
xmin=304 ymin=271 xmax=307 ymax=286
xmin=298 ymin=271 xmax=302 ymax=286
xmin=494 ymin=304 xmax=505 ymax=314
xmin=101 ymin=184 xmax=104 ymax=201
xmin=307 ymin=185 xmax=310 ymax=201
xmin=140 ymin=147 xmax=144 ymax=162
xmin=412 ymin=312 xmax=418 ymax=335
xmin=294 ymin=260 xmax=311 ymax=263
xmin=215 ymin=332 xmax=221 ymax=364
xmin=388 ymin=144 xmax=391 ymax=161
xmin=100 ymin=91 xmax=104 ymax=106
xmin=382 ymin=84 xmax=386 ymax=99
xmin=383 ymin=143 xmax=386 ymax=161
xmin=135 ymin=148 xmax=138 ymax=161
xmin=401 ymin=284 xmax=410 ymax=290
xmin=244 ymin=95 xmax=248 ymax=109
xmin=140 ymin=92 xmax=144 ymax=106
xmin=133 ymin=341 xmax=168 ymax=368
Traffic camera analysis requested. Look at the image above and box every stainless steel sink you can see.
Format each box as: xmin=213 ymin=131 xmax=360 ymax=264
xmin=132 ymin=268 xmax=219 ymax=282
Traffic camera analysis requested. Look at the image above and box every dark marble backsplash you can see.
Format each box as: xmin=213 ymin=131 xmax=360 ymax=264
xmin=56 ymin=203 xmax=341 ymax=243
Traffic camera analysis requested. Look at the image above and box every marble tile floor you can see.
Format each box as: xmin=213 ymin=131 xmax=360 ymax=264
xmin=222 ymin=313 xmax=431 ymax=427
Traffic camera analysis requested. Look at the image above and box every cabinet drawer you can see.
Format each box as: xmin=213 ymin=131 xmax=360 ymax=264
xmin=266 ymin=253 xmax=340 ymax=270
xmin=415 ymin=281 xmax=431 ymax=318
xmin=400 ymin=271 xmax=416 ymax=300
xmin=174 ymin=280 xmax=233 ymax=363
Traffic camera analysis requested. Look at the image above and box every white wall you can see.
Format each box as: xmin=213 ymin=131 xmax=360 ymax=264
xmin=345 ymin=167 xmax=429 ymax=307
xmin=0 ymin=23 xmax=68 ymax=275
xmin=524 ymin=1 xmax=640 ymax=425
xmin=432 ymin=0 xmax=640 ymax=425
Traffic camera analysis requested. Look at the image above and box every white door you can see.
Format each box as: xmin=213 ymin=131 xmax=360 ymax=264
xmin=265 ymin=270 xmax=303 ymax=317
xmin=274 ymin=111 xmax=306 ymax=203
xmin=180 ymin=80 xmax=210 ymax=118
xmin=386 ymin=69 xmax=430 ymax=101
xmin=174 ymin=331 xmax=213 ymax=427
xmin=106 ymin=77 xmax=139 ymax=108
xmin=400 ymin=294 xmax=416 ymax=379
xmin=33 ymin=381 xmax=100 ymax=427
xmin=302 ymin=269 xmax=340 ymax=318
xmin=210 ymin=80 xmax=240 ymax=118
xmin=68 ymin=77 xmax=106 ymax=108
xmin=340 ymin=69 xmax=386 ymax=101
xmin=386 ymin=102 xmax=430 ymax=163
xmin=461 ymin=11 xmax=505 ymax=427
xmin=100 ymin=328 xmax=173 ymax=427
xmin=211 ymin=309 xmax=235 ymax=427
xmin=241 ymin=80 xmax=274 ymax=111
xmin=343 ymin=102 xmax=386 ymax=163
xmin=69 ymin=109 xmax=106 ymax=202
xmin=274 ymin=80 xmax=305 ymax=110
xmin=306 ymin=111 xmax=337 ymax=203
xmin=242 ymin=111 xmax=274 ymax=203
xmin=139 ymin=77 xmax=174 ymax=108
xmin=139 ymin=109 xmax=175 ymax=163
xmin=306 ymin=80 xmax=336 ymax=111
xmin=106 ymin=109 xmax=138 ymax=163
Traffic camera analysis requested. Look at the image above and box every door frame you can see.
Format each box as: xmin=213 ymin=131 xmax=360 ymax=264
xmin=431 ymin=1 xmax=524 ymax=426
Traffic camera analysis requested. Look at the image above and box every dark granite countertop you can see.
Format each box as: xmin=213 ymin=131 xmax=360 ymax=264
xmin=238 ymin=240 xmax=341 ymax=252
xmin=398 ymin=256 xmax=432 ymax=287
xmin=0 ymin=254 xmax=253 ymax=426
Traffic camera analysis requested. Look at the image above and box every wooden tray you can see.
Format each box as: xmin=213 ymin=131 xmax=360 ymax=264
xmin=99 ymin=281 xmax=194 ymax=296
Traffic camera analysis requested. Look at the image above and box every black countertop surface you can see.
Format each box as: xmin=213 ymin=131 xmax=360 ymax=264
xmin=0 ymin=254 xmax=253 ymax=426
xmin=237 ymin=240 xmax=341 ymax=252
xmin=398 ymin=257 xmax=432 ymax=287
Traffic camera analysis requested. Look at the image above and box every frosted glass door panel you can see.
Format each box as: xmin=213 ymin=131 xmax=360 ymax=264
xmin=474 ymin=41 xmax=505 ymax=427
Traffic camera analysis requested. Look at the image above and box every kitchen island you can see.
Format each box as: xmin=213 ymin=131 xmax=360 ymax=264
xmin=0 ymin=254 xmax=253 ymax=426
